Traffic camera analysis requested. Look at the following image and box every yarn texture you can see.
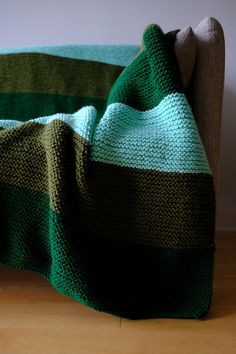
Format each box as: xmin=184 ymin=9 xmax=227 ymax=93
xmin=0 ymin=24 xmax=215 ymax=319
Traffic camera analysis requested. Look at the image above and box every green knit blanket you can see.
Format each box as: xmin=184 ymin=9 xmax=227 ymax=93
xmin=0 ymin=24 xmax=215 ymax=319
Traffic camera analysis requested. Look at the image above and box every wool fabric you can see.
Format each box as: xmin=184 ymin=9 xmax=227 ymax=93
xmin=0 ymin=24 xmax=215 ymax=319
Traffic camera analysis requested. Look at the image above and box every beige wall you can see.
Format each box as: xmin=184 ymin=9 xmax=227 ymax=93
xmin=0 ymin=0 xmax=235 ymax=229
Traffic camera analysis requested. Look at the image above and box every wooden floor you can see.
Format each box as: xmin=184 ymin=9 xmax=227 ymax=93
xmin=0 ymin=231 xmax=235 ymax=354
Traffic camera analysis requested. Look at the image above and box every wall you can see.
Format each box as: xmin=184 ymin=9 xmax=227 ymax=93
xmin=1 ymin=0 xmax=235 ymax=230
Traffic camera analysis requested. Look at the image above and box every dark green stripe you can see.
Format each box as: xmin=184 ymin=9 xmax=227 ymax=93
xmin=0 ymin=53 xmax=124 ymax=99
xmin=0 ymin=93 xmax=106 ymax=121
xmin=0 ymin=183 xmax=214 ymax=319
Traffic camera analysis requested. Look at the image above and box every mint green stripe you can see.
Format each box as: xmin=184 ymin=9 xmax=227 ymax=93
xmin=0 ymin=92 xmax=211 ymax=174
xmin=0 ymin=45 xmax=139 ymax=67
xmin=91 ymin=93 xmax=211 ymax=174
xmin=0 ymin=106 xmax=97 ymax=143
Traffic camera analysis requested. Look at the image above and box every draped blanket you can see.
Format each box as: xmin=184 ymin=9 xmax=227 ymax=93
xmin=0 ymin=24 xmax=215 ymax=319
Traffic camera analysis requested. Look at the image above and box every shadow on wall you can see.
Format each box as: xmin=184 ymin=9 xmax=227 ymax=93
xmin=218 ymin=86 xmax=236 ymax=207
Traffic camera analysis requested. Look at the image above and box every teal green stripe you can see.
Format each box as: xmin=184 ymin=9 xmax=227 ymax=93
xmin=91 ymin=93 xmax=211 ymax=174
xmin=0 ymin=45 xmax=139 ymax=67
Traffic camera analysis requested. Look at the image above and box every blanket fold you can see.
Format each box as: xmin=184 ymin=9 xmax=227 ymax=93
xmin=0 ymin=24 xmax=215 ymax=319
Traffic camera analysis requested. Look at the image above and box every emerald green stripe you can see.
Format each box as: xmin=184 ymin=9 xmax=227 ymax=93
xmin=0 ymin=93 xmax=106 ymax=121
xmin=0 ymin=183 xmax=91 ymax=308
xmin=0 ymin=53 xmax=124 ymax=99
xmin=108 ymin=25 xmax=183 ymax=110
xmin=0 ymin=183 xmax=214 ymax=319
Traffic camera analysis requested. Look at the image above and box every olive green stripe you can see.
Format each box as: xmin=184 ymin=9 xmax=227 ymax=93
xmin=0 ymin=118 xmax=215 ymax=249
xmin=0 ymin=53 xmax=124 ymax=99
xmin=0 ymin=120 xmax=89 ymax=214
xmin=0 ymin=93 xmax=106 ymax=121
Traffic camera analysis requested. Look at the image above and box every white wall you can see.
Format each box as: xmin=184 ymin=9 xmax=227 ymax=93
xmin=1 ymin=0 xmax=235 ymax=230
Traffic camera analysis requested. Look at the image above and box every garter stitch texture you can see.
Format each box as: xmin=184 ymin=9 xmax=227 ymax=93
xmin=0 ymin=24 xmax=215 ymax=319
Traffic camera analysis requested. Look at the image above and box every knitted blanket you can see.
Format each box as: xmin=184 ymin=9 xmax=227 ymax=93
xmin=0 ymin=24 xmax=215 ymax=319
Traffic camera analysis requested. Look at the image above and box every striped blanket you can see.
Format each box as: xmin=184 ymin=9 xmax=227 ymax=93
xmin=0 ymin=24 xmax=215 ymax=319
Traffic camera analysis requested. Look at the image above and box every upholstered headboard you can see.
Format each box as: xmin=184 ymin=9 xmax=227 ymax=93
xmin=175 ymin=17 xmax=225 ymax=192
